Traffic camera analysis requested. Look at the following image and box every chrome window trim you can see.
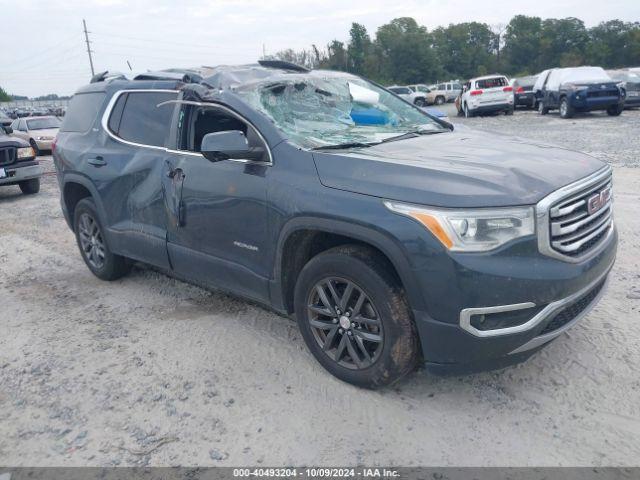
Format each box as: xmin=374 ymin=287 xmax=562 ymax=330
xmin=459 ymin=262 xmax=612 ymax=338
xmin=101 ymin=90 xmax=273 ymax=166
xmin=536 ymin=165 xmax=614 ymax=263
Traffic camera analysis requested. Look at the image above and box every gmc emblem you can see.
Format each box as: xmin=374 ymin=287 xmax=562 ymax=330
xmin=587 ymin=186 xmax=611 ymax=215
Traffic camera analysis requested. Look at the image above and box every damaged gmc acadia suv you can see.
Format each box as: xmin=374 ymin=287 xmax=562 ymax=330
xmin=53 ymin=62 xmax=617 ymax=388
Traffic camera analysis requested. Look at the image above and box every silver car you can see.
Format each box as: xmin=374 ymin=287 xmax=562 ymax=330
xmin=10 ymin=116 xmax=61 ymax=155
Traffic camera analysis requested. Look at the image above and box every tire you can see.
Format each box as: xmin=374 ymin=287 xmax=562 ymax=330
xmin=435 ymin=96 xmax=445 ymax=105
xmin=19 ymin=177 xmax=40 ymax=195
xmin=294 ymin=245 xmax=419 ymax=389
xmin=538 ymin=101 xmax=549 ymax=115
xmin=73 ymin=198 xmax=131 ymax=281
xmin=463 ymin=103 xmax=474 ymax=118
xmin=505 ymin=106 xmax=514 ymax=115
xmin=559 ymin=97 xmax=573 ymax=119
xmin=414 ymin=98 xmax=426 ymax=107
xmin=606 ymin=105 xmax=623 ymax=116
xmin=29 ymin=139 xmax=40 ymax=157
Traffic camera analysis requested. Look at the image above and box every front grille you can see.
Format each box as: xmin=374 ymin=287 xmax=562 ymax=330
xmin=587 ymin=89 xmax=618 ymax=98
xmin=539 ymin=280 xmax=605 ymax=335
xmin=0 ymin=147 xmax=16 ymax=166
xmin=548 ymin=175 xmax=613 ymax=258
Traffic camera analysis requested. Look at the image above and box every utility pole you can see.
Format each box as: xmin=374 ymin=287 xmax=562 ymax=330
xmin=83 ymin=19 xmax=95 ymax=76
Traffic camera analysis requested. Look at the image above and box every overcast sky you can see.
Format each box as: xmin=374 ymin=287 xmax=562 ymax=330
xmin=1 ymin=0 xmax=639 ymax=98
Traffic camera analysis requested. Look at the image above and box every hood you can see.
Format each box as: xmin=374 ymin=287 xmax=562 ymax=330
xmin=0 ymin=134 xmax=30 ymax=148
xmin=312 ymin=129 xmax=605 ymax=208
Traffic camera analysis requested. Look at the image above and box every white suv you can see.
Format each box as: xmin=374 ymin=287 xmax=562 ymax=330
xmin=387 ymin=86 xmax=428 ymax=106
xmin=429 ymin=82 xmax=462 ymax=104
xmin=457 ymin=75 xmax=514 ymax=117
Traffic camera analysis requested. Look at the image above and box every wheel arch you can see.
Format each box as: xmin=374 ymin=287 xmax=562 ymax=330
xmin=61 ymin=173 xmax=108 ymax=232
xmin=272 ymin=217 xmax=425 ymax=315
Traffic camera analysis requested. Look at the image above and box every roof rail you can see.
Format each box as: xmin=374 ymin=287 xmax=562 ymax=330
xmin=258 ymin=60 xmax=310 ymax=73
xmin=90 ymin=71 xmax=127 ymax=83
xmin=134 ymin=70 xmax=202 ymax=83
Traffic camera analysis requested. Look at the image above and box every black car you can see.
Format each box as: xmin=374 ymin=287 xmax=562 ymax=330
xmin=607 ymin=69 xmax=640 ymax=108
xmin=53 ymin=63 xmax=616 ymax=388
xmin=0 ymin=125 xmax=42 ymax=194
xmin=512 ymin=75 xmax=537 ymax=108
xmin=538 ymin=67 xmax=625 ymax=118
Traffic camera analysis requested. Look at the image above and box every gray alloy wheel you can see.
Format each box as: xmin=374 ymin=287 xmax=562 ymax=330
xmin=414 ymin=98 xmax=426 ymax=107
xmin=464 ymin=103 xmax=473 ymax=118
xmin=436 ymin=96 xmax=445 ymax=105
xmin=306 ymin=276 xmax=384 ymax=370
xmin=78 ymin=212 xmax=106 ymax=270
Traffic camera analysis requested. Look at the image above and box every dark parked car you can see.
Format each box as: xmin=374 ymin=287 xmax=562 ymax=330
xmin=538 ymin=67 xmax=625 ymax=118
xmin=607 ymin=69 xmax=640 ymax=108
xmin=512 ymin=75 xmax=537 ymax=108
xmin=0 ymin=110 xmax=13 ymax=127
xmin=53 ymin=63 xmax=617 ymax=388
xmin=0 ymin=125 xmax=42 ymax=194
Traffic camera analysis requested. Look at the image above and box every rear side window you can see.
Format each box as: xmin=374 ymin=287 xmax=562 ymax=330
xmin=60 ymin=92 xmax=105 ymax=132
xmin=109 ymin=91 xmax=177 ymax=147
xmin=476 ymin=77 xmax=508 ymax=89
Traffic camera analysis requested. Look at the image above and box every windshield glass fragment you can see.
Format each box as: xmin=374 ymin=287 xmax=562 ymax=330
xmin=235 ymin=73 xmax=447 ymax=149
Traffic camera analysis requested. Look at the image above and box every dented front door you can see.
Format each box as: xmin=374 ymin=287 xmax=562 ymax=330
xmin=164 ymin=152 xmax=271 ymax=303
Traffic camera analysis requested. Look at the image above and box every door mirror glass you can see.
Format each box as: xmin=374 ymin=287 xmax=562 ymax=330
xmin=201 ymin=130 xmax=264 ymax=162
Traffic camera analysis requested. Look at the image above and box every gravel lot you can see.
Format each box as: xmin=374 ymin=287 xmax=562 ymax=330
xmin=1 ymin=108 xmax=639 ymax=467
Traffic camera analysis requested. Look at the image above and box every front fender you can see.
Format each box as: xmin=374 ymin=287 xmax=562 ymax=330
xmin=271 ymin=215 xmax=426 ymax=313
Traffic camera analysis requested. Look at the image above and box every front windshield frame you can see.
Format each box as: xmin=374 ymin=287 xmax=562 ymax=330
xmin=234 ymin=72 xmax=448 ymax=149
xmin=26 ymin=117 xmax=61 ymax=130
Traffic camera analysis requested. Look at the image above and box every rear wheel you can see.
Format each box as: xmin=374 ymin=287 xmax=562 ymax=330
xmin=19 ymin=178 xmax=40 ymax=195
xmin=606 ymin=105 xmax=623 ymax=116
xmin=74 ymin=198 xmax=131 ymax=281
xmin=538 ymin=101 xmax=549 ymax=115
xmin=505 ymin=106 xmax=514 ymax=115
xmin=463 ymin=103 xmax=474 ymax=118
xmin=294 ymin=245 xmax=419 ymax=389
xmin=559 ymin=97 xmax=574 ymax=119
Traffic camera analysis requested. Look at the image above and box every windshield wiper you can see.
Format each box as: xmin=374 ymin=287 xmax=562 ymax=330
xmin=381 ymin=129 xmax=447 ymax=144
xmin=312 ymin=141 xmax=378 ymax=151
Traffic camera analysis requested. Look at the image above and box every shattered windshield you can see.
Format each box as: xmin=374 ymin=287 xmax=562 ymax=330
xmin=235 ymin=73 xmax=447 ymax=149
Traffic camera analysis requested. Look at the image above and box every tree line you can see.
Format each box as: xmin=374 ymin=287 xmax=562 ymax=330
xmin=268 ymin=16 xmax=640 ymax=84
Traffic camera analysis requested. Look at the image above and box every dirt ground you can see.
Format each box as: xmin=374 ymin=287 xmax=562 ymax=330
xmin=1 ymin=108 xmax=639 ymax=467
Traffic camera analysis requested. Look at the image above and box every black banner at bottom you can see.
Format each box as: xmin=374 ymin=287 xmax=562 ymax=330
xmin=1 ymin=467 xmax=639 ymax=480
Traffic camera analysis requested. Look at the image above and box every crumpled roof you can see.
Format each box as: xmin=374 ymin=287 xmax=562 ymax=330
xmin=199 ymin=64 xmax=299 ymax=90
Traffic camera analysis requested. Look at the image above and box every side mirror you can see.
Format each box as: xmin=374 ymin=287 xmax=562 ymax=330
xmin=2 ymin=125 xmax=13 ymax=134
xmin=201 ymin=130 xmax=264 ymax=163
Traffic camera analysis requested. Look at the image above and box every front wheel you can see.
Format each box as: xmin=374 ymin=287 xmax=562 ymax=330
xmin=74 ymin=198 xmax=131 ymax=281
xmin=414 ymin=98 xmax=426 ymax=107
xmin=19 ymin=177 xmax=40 ymax=195
xmin=559 ymin=97 xmax=574 ymax=119
xmin=435 ymin=96 xmax=445 ymax=105
xmin=294 ymin=245 xmax=419 ymax=389
xmin=607 ymin=105 xmax=623 ymax=116
xmin=29 ymin=139 xmax=40 ymax=157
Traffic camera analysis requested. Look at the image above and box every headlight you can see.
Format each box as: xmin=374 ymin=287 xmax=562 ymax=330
xmin=384 ymin=201 xmax=535 ymax=252
xmin=17 ymin=147 xmax=35 ymax=159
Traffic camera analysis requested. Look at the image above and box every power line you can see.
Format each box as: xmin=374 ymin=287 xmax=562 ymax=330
xmin=83 ymin=19 xmax=95 ymax=76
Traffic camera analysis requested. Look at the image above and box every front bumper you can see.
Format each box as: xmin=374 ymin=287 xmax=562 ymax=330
xmin=0 ymin=162 xmax=43 ymax=185
xmin=410 ymin=222 xmax=617 ymax=374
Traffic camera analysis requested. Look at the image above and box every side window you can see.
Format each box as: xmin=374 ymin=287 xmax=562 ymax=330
xmin=60 ymin=92 xmax=105 ymax=133
xmin=18 ymin=119 xmax=26 ymax=131
xmin=179 ymin=105 xmax=268 ymax=163
xmin=113 ymin=91 xmax=177 ymax=147
xmin=437 ymin=84 xmax=445 ymax=90
xmin=10 ymin=119 xmax=18 ymax=130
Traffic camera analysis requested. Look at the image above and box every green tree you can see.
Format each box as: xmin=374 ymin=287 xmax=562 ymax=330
xmin=375 ymin=17 xmax=440 ymax=84
xmin=432 ymin=22 xmax=495 ymax=80
xmin=539 ymin=17 xmax=589 ymax=68
xmin=587 ymin=21 xmax=640 ymax=68
xmin=347 ymin=23 xmax=372 ymax=75
xmin=502 ymin=15 xmax=542 ymax=74
xmin=0 ymin=86 xmax=11 ymax=102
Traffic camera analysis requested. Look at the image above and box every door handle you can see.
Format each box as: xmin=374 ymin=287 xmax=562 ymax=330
xmin=87 ymin=156 xmax=106 ymax=167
